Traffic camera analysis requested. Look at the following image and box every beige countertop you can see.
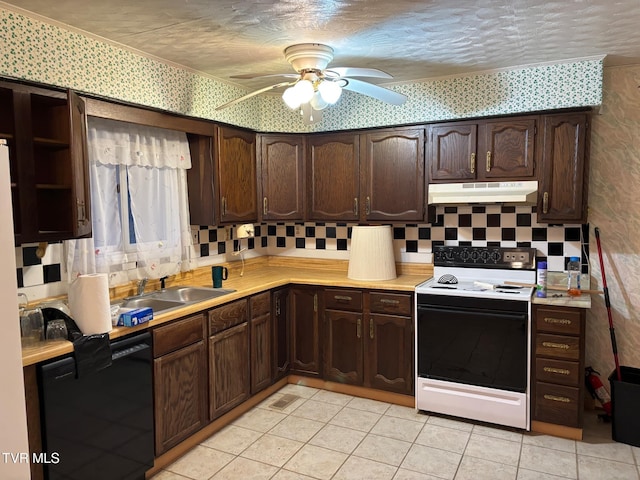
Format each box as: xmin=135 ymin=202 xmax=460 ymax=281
xmin=22 ymin=257 xmax=432 ymax=367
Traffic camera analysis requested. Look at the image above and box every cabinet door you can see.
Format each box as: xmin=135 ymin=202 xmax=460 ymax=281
xmin=362 ymin=127 xmax=425 ymax=222
xmin=209 ymin=322 xmax=250 ymax=420
xmin=323 ymin=309 xmax=364 ymax=385
xmin=186 ymin=133 xmax=215 ymax=225
xmin=289 ymin=286 xmax=322 ymax=377
xmin=154 ymin=341 xmax=208 ymax=454
xmin=307 ymin=133 xmax=360 ymax=221
xmin=216 ymin=125 xmax=257 ymax=223
xmin=537 ymin=113 xmax=589 ymax=223
xmin=272 ymin=287 xmax=290 ymax=381
xmin=428 ymin=123 xmax=477 ymax=181
xmin=479 ymin=118 xmax=537 ymax=180
xmin=259 ymin=134 xmax=305 ymax=221
xmin=365 ymin=313 xmax=413 ymax=395
xmin=8 ymin=84 xmax=92 ymax=244
xmin=250 ymin=292 xmax=272 ymax=395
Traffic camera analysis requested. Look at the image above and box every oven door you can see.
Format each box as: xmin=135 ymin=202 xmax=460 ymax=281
xmin=417 ymin=294 xmax=529 ymax=393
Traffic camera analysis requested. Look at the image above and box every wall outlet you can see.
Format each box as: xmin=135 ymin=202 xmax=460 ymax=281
xmin=224 ymin=226 xmax=231 ymax=241
xmin=295 ymin=225 xmax=301 ymax=235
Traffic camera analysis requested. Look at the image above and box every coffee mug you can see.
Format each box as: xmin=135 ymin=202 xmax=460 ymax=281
xmin=212 ymin=266 xmax=228 ymax=288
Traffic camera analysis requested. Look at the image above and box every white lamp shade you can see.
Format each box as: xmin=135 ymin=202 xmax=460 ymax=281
xmin=348 ymin=226 xmax=397 ymax=281
xmin=282 ymin=87 xmax=301 ymax=109
xmin=318 ymin=80 xmax=342 ymax=104
xmin=294 ymin=79 xmax=314 ymax=103
xmin=309 ymin=91 xmax=329 ymax=110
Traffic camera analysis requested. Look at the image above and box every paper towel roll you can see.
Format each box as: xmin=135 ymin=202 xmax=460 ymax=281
xmin=68 ymin=273 xmax=112 ymax=335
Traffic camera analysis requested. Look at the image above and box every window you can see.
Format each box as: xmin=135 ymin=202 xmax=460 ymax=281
xmin=66 ymin=117 xmax=195 ymax=284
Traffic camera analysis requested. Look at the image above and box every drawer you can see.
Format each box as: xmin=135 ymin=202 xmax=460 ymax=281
xmin=535 ymin=306 xmax=582 ymax=336
xmin=536 ymin=333 xmax=581 ymax=361
xmin=250 ymin=291 xmax=270 ymax=317
xmin=324 ymin=289 xmax=363 ymax=311
xmin=535 ymin=357 xmax=580 ymax=386
xmin=153 ymin=313 xmax=205 ymax=358
xmin=533 ymin=381 xmax=581 ymax=427
xmin=370 ymin=292 xmax=412 ymax=316
xmin=209 ymin=299 xmax=248 ymax=335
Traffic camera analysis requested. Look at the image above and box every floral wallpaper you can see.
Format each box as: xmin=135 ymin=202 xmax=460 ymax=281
xmin=1 ymin=7 xmax=603 ymax=134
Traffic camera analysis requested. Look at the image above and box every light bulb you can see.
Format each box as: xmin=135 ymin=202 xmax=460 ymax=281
xmin=294 ymin=79 xmax=314 ymax=103
xmin=318 ymin=80 xmax=342 ymax=104
xmin=282 ymin=86 xmax=301 ymax=109
xmin=310 ymin=91 xmax=329 ymax=110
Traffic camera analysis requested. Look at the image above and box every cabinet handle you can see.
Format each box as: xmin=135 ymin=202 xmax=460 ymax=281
xmin=380 ymin=298 xmax=400 ymax=305
xmin=370 ymin=320 xmax=374 ymax=339
xmin=263 ymin=197 xmax=268 ymax=216
xmin=77 ymin=199 xmax=87 ymax=225
xmin=486 ymin=151 xmax=492 ymax=172
xmin=543 ymin=191 xmax=549 ymax=214
xmin=470 ymin=152 xmax=476 ymax=174
xmin=543 ymin=367 xmax=571 ymax=376
xmin=365 ymin=196 xmax=371 ymax=215
xmin=357 ymin=318 xmax=361 ymax=339
xmin=353 ymin=197 xmax=358 ymax=215
xmin=334 ymin=295 xmax=352 ymax=302
xmin=313 ymin=293 xmax=318 ymax=313
xmin=275 ymin=297 xmax=281 ymax=316
xmin=221 ymin=196 xmax=227 ymax=216
xmin=544 ymin=317 xmax=572 ymax=326
xmin=544 ymin=394 xmax=571 ymax=403
xmin=542 ymin=341 xmax=570 ymax=350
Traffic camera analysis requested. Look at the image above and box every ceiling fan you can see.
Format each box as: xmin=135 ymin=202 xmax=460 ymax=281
xmin=215 ymin=43 xmax=407 ymax=124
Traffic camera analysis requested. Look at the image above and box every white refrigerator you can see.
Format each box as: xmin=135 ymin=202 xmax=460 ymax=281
xmin=0 ymin=140 xmax=30 ymax=479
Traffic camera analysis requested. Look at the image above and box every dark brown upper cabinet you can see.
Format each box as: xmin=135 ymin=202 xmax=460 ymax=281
xmin=258 ymin=134 xmax=305 ymax=221
xmin=1 ymin=82 xmax=91 ymax=245
xmin=537 ymin=113 xmax=589 ymax=224
xmin=215 ymin=125 xmax=257 ymax=224
xmin=478 ymin=117 xmax=537 ymax=180
xmin=361 ymin=127 xmax=426 ymax=222
xmin=428 ymin=121 xmax=477 ymax=182
xmin=429 ymin=117 xmax=538 ymax=183
xmin=307 ymin=133 xmax=360 ymax=222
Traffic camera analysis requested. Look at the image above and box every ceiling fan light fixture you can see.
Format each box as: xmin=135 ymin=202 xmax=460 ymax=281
xmin=294 ymin=79 xmax=314 ymax=103
xmin=310 ymin=91 xmax=329 ymax=110
xmin=318 ymin=80 xmax=342 ymax=104
xmin=282 ymin=86 xmax=301 ymax=109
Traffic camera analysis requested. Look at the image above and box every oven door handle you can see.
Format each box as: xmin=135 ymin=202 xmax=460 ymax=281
xmin=418 ymin=304 xmax=528 ymax=320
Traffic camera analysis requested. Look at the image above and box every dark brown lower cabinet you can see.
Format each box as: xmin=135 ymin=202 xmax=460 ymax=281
xmin=272 ymin=287 xmax=291 ymax=380
xmin=289 ymin=285 xmax=322 ymax=377
xmin=323 ymin=288 xmax=414 ymax=395
xmin=153 ymin=314 xmax=208 ymax=455
xmin=209 ymin=299 xmax=250 ymax=420
xmin=367 ymin=313 xmax=413 ymax=394
xmin=250 ymin=292 xmax=272 ymax=394
xmin=531 ymin=304 xmax=585 ymax=428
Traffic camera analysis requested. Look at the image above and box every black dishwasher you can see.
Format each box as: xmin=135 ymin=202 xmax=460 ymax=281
xmin=38 ymin=332 xmax=154 ymax=480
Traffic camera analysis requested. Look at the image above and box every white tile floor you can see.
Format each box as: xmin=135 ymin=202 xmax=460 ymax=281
xmin=151 ymin=384 xmax=640 ymax=480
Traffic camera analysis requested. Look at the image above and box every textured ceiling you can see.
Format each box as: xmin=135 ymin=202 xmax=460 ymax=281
xmin=2 ymin=0 xmax=639 ymax=91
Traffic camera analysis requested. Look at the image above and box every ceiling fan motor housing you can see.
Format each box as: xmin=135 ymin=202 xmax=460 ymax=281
xmin=284 ymin=43 xmax=334 ymax=72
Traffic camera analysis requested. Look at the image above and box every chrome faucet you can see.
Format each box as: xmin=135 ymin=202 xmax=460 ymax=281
xmin=137 ymin=278 xmax=148 ymax=296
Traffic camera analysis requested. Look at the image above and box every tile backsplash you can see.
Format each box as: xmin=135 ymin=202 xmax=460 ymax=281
xmin=16 ymin=205 xmax=588 ymax=301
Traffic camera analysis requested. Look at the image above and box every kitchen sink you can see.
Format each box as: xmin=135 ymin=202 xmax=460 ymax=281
xmin=120 ymin=297 xmax=184 ymax=313
xmin=152 ymin=286 xmax=236 ymax=303
xmin=118 ymin=286 xmax=236 ymax=315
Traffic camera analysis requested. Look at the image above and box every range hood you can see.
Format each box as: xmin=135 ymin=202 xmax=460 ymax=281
xmin=428 ymin=181 xmax=538 ymax=205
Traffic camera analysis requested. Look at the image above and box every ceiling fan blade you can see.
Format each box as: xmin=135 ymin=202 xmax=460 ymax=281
xmin=341 ymin=78 xmax=407 ymax=105
xmin=215 ymin=82 xmax=294 ymax=110
xmin=231 ymin=73 xmax=299 ymax=80
xmin=326 ymin=67 xmax=393 ymax=79
xmin=300 ymin=103 xmax=323 ymax=125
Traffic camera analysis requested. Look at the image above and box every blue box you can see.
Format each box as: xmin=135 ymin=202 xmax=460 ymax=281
xmin=117 ymin=307 xmax=153 ymax=327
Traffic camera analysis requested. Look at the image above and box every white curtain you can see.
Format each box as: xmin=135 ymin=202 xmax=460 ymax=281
xmin=66 ymin=117 xmax=195 ymax=284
